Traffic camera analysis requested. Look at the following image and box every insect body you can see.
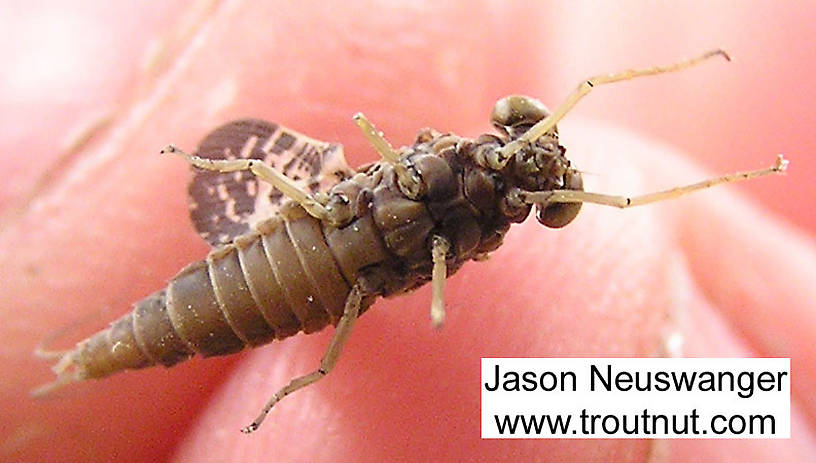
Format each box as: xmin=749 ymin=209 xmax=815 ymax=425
xmin=35 ymin=49 xmax=787 ymax=433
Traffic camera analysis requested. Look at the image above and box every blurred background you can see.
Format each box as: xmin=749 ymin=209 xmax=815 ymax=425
xmin=1 ymin=1 xmax=813 ymax=462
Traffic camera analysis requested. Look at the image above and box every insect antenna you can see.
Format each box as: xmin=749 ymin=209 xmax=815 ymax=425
xmin=499 ymin=49 xmax=731 ymax=164
xmin=520 ymin=155 xmax=788 ymax=209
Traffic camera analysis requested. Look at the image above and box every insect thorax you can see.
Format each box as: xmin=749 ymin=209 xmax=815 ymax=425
xmin=313 ymin=119 xmax=579 ymax=299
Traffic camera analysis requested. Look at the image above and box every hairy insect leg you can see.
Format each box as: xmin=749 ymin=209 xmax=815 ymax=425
xmin=161 ymin=145 xmax=330 ymax=220
xmin=500 ymin=49 xmax=731 ymax=160
xmin=352 ymin=113 xmax=423 ymax=198
xmin=521 ymin=155 xmax=788 ymax=208
xmin=241 ymin=284 xmax=364 ymax=434
xmin=352 ymin=112 xmax=400 ymax=165
xmin=430 ymin=235 xmax=451 ymax=329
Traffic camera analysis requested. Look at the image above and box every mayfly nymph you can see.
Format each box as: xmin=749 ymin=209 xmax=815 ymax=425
xmin=34 ymin=49 xmax=788 ymax=433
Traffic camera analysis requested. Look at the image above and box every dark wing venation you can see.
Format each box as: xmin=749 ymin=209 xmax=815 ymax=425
xmin=188 ymin=119 xmax=354 ymax=246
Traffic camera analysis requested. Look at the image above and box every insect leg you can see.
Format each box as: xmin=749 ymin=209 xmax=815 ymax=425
xmin=241 ymin=284 xmax=364 ymax=434
xmin=352 ymin=113 xmax=423 ymax=198
xmin=161 ymin=145 xmax=330 ymax=220
xmin=430 ymin=235 xmax=450 ymax=328
xmin=500 ymin=49 xmax=731 ymax=161
xmin=352 ymin=112 xmax=400 ymax=165
xmin=520 ymin=155 xmax=788 ymax=208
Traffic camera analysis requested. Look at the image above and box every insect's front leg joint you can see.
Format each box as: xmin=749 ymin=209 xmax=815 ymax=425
xmin=490 ymin=142 xmax=523 ymax=169
xmin=396 ymin=161 xmax=425 ymax=200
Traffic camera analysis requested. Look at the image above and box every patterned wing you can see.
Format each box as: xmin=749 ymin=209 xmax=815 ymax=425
xmin=188 ymin=119 xmax=355 ymax=246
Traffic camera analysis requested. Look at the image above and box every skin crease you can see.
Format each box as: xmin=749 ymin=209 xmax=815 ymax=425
xmin=1 ymin=1 xmax=815 ymax=462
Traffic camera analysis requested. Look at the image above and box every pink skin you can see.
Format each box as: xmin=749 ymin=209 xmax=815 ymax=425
xmin=1 ymin=2 xmax=814 ymax=462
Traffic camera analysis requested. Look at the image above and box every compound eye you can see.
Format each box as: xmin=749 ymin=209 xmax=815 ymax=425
xmin=491 ymin=95 xmax=550 ymax=130
xmin=536 ymin=170 xmax=583 ymax=229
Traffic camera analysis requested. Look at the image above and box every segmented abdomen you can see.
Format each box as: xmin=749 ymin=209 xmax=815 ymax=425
xmin=70 ymin=204 xmax=388 ymax=380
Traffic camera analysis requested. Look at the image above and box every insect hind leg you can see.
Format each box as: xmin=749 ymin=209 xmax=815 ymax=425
xmin=241 ymin=283 xmax=365 ymax=433
xmin=162 ymin=145 xmax=329 ymax=220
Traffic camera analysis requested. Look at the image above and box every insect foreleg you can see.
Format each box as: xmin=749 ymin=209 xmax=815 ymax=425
xmin=430 ymin=235 xmax=450 ymax=329
xmin=241 ymin=284 xmax=364 ymax=434
xmin=161 ymin=145 xmax=330 ymax=220
xmin=499 ymin=49 xmax=731 ymax=162
xmin=520 ymin=155 xmax=788 ymax=208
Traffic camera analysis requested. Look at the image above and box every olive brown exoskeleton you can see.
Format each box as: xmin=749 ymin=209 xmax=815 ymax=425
xmin=34 ymin=49 xmax=788 ymax=434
